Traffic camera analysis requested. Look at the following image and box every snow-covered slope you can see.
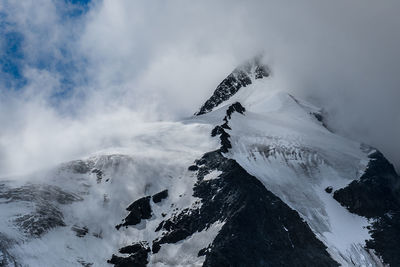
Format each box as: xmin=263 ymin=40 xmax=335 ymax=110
xmin=1 ymin=58 xmax=399 ymax=266
xmin=0 ymin=122 xmax=220 ymax=266
xmin=194 ymin=85 xmax=379 ymax=266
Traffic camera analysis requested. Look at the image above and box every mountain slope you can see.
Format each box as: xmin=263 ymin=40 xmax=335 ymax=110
xmin=0 ymin=58 xmax=399 ymax=266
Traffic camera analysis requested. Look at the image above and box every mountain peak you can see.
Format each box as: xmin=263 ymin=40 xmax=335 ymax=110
xmin=195 ymin=57 xmax=269 ymax=115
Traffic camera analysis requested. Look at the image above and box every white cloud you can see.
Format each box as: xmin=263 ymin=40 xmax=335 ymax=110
xmin=1 ymin=0 xmax=400 ymax=175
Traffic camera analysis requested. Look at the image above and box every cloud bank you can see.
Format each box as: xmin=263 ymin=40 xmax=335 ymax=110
xmin=1 ymin=0 xmax=400 ymax=175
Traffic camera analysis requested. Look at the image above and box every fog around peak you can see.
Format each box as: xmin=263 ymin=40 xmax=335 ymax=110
xmin=1 ymin=0 xmax=400 ymax=175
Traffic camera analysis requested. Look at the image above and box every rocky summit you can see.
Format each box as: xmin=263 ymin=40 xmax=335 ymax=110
xmin=0 ymin=58 xmax=399 ymax=266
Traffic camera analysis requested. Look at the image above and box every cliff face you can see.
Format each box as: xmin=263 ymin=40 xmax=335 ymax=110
xmin=0 ymin=59 xmax=399 ymax=266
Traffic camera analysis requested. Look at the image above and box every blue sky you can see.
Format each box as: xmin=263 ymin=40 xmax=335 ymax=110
xmin=0 ymin=0 xmax=92 ymax=98
xmin=0 ymin=0 xmax=400 ymax=175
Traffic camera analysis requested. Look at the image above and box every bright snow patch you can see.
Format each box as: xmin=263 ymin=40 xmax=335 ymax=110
xmin=203 ymin=170 xmax=222 ymax=181
xmin=195 ymin=80 xmax=383 ymax=266
xmin=150 ymin=221 xmax=224 ymax=266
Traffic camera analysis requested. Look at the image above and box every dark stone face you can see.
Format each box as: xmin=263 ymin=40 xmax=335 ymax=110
xmin=116 ymin=196 xmax=152 ymax=229
xmin=110 ymin=100 xmax=339 ymax=267
xmin=325 ymin=186 xmax=333 ymax=194
xmin=188 ymin=165 xmax=199 ymax=171
xmin=118 ymin=242 xmax=150 ymax=255
xmin=225 ymin=102 xmax=246 ymax=119
xmin=333 ymin=150 xmax=400 ymax=266
xmin=255 ymin=65 xmax=269 ymax=79
xmin=195 ymin=58 xmax=269 ymax=116
xmin=210 ymin=102 xmax=246 ymax=154
xmin=0 ymin=233 xmax=17 ymax=266
xmin=108 ymin=242 xmax=150 ymax=267
xmin=115 ymin=189 xmax=169 ymax=230
xmin=333 ymin=151 xmax=400 ymax=218
xmin=71 ymin=225 xmax=89 ymax=237
xmin=14 ymin=205 xmax=66 ymax=237
xmin=0 ymin=183 xmax=82 ymax=237
xmin=152 ymin=190 xmax=168 ymax=203
xmin=91 ymin=169 xmax=103 ymax=183
xmin=151 ymin=150 xmax=338 ymax=267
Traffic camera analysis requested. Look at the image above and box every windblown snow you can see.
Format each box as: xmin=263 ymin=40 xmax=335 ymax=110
xmin=0 ymin=61 xmax=388 ymax=266
xmin=0 ymin=122 xmax=220 ymax=266
xmin=194 ymin=76 xmax=383 ymax=266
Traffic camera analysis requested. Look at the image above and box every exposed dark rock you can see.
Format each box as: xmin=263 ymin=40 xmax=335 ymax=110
xmin=325 ymin=186 xmax=333 ymax=194
xmin=107 ymin=253 xmax=148 ymax=267
xmin=148 ymin=103 xmax=337 ymax=266
xmin=313 ymin=112 xmax=324 ymax=122
xmin=14 ymin=204 xmax=66 ymax=237
xmin=119 ymin=242 xmax=150 ymax=255
xmin=0 ymin=184 xmax=82 ymax=204
xmin=333 ymin=150 xmax=400 ymax=218
xmin=71 ymin=225 xmax=89 ymax=237
xmin=218 ymin=130 xmax=232 ymax=153
xmin=255 ymin=64 xmax=269 ymax=79
xmin=152 ymin=228 xmax=192 ymax=253
xmin=188 ymin=165 xmax=199 ymax=171
xmin=211 ymin=126 xmax=224 ymax=137
xmin=333 ymin=150 xmax=400 ymax=266
xmin=196 ymin=58 xmax=269 ymax=115
xmin=91 ymin=169 xmax=103 ymax=183
xmin=111 ymin=98 xmax=338 ymax=266
xmin=108 ymin=242 xmax=150 ymax=267
xmin=225 ymin=102 xmax=245 ymax=119
xmin=116 ymin=196 xmax=152 ymax=229
xmin=221 ymin=122 xmax=231 ymax=130
xmin=365 ymin=212 xmax=400 ymax=266
xmin=311 ymin=111 xmax=330 ymax=129
xmin=212 ymin=102 xmax=246 ymax=153
xmin=0 ymin=234 xmax=18 ymax=267
xmin=152 ymin=150 xmax=338 ymax=266
xmin=152 ymin=190 xmax=168 ymax=203
xmin=0 ymin=184 xmax=81 ymax=237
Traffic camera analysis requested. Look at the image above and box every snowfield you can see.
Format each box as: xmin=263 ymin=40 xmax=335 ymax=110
xmin=0 ymin=60 xmax=392 ymax=266
xmin=194 ymin=76 xmax=384 ymax=266
xmin=0 ymin=122 xmax=220 ymax=266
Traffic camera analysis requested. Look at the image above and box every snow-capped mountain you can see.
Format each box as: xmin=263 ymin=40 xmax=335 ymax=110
xmin=0 ymin=58 xmax=399 ymax=266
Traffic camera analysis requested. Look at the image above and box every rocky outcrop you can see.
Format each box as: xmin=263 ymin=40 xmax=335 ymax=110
xmin=116 ymin=189 xmax=170 ymax=230
xmin=108 ymin=242 xmax=150 ymax=267
xmin=110 ymin=102 xmax=338 ymax=267
xmin=153 ymin=150 xmax=338 ymax=266
xmin=334 ymin=150 xmax=400 ymax=266
xmin=0 ymin=183 xmax=82 ymax=237
xmin=210 ymin=102 xmax=245 ymax=153
xmin=195 ymin=58 xmax=269 ymax=115
xmin=152 ymin=190 xmax=168 ymax=203
xmin=116 ymin=196 xmax=152 ymax=229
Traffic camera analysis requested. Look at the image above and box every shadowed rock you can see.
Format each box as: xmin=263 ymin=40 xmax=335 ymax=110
xmin=108 ymin=242 xmax=150 ymax=267
xmin=152 ymin=190 xmax=168 ymax=203
xmin=116 ymin=196 xmax=152 ymax=229
xmin=196 ymin=57 xmax=268 ymax=115
xmin=151 ymin=150 xmax=338 ymax=266
xmin=334 ymin=150 xmax=400 ymax=266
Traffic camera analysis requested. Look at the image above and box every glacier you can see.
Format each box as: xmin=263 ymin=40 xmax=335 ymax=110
xmin=0 ymin=58 xmax=399 ymax=266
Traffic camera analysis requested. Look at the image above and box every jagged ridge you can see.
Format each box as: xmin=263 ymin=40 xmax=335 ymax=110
xmin=111 ymin=103 xmax=339 ymax=266
xmin=195 ymin=57 xmax=269 ymax=115
xmin=334 ymin=150 xmax=400 ymax=266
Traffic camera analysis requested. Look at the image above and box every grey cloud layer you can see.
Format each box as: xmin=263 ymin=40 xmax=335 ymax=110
xmin=1 ymin=0 xmax=400 ymax=174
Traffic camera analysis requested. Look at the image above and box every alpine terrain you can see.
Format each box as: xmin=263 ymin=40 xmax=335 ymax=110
xmin=0 ymin=57 xmax=399 ymax=266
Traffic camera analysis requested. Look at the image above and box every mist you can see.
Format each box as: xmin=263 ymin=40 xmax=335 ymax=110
xmin=1 ymin=0 xmax=400 ymax=175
